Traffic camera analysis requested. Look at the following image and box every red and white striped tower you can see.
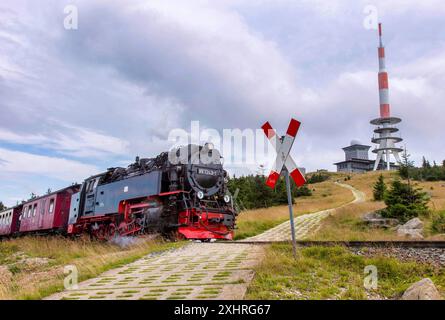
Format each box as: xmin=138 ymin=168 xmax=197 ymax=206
xmin=378 ymin=23 xmax=390 ymax=118
xmin=370 ymin=23 xmax=403 ymax=170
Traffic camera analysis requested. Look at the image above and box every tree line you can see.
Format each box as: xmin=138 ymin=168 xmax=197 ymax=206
xmin=227 ymin=174 xmax=312 ymax=211
xmin=399 ymin=153 xmax=445 ymax=181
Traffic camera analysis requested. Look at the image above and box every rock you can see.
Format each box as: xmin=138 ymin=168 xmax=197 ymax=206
xmin=363 ymin=212 xmax=399 ymax=228
xmin=397 ymin=218 xmax=424 ymax=239
xmin=397 ymin=228 xmax=424 ymax=239
xmin=363 ymin=212 xmax=382 ymax=220
xmin=401 ymin=218 xmax=424 ymax=230
xmin=402 ymin=278 xmax=443 ymax=300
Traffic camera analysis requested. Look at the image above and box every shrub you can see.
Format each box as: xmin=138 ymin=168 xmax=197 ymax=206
xmin=373 ymin=174 xmax=387 ymax=201
xmin=306 ymin=173 xmax=330 ymax=184
xmin=431 ymin=212 xmax=445 ymax=234
xmin=380 ymin=180 xmax=429 ymax=222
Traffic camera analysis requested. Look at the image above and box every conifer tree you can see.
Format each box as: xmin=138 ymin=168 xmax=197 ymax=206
xmin=373 ymin=174 xmax=386 ymax=201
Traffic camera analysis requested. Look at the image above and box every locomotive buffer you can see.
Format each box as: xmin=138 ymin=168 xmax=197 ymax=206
xmin=262 ymin=118 xmax=306 ymax=258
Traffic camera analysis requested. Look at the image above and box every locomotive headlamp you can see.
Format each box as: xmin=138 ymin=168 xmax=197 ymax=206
xmin=197 ymin=191 xmax=204 ymax=199
xmin=224 ymin=195 xmax=231 ymax=203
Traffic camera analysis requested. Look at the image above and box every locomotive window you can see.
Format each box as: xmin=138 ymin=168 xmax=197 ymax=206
xmin=49 ymin=199 xmax=55 ymax=214
xmin=86 ymin=180 xmax=92 ymax=192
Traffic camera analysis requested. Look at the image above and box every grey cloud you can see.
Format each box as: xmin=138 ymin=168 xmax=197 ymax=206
xmin=0 ymin=0 xmax=444 ymax=183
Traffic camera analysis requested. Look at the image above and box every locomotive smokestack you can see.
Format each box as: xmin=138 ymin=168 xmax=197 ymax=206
xmin=377 ymin=23 xmax=390 ymax=118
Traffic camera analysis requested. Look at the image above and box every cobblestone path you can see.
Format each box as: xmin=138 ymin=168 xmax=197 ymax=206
xmin=46 ymin=243 xmax=263 ymax=300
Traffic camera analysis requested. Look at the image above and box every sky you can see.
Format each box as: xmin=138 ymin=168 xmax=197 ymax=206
xmin=1 ymin=0 xmax=445 ymax=206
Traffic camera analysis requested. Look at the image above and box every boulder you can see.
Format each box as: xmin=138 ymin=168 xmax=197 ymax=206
xmin=363 ymin=212 xmax=399 ymax=228
xmin=401 ymin=218 xmax=424 ymax=230
xmin=401 ymin=278 xmax=442 ymax=300
xmin=397 ymin=228 xmax=424 ymax=239
xmin=397 ymin=218 xmax=424 ymax=239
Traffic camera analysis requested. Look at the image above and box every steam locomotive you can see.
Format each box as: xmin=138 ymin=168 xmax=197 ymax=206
xmin=0 ymin=144 xmax=237 ymax=240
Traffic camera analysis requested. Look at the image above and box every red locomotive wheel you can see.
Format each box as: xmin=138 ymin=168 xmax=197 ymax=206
xmin=118 ymin=222 xmax=128 ymax=235
xmin=96 ymin=225 xmax=107 ymax=241
xmin=107 ymin=224 xmax=117 ymax=240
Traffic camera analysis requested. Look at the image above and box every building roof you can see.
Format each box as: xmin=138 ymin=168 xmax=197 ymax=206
xmin=333 ymin=158 xmax=374 ymax=165
xmin=342 ymin=144 xmax=371 ymax=151
xmin=334 ymin=158 xmax=398 ymax=166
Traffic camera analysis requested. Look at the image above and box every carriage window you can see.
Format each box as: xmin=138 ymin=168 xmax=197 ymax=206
xmin=33 ymin=204 xmax=37 ymax=216
xmin=49 ymin=199 xmax=55 ymax=214
xmin=25 ymin=206 xmax=30 ymax=218
xmin=41 ymin=200 xmax=46 ymax=215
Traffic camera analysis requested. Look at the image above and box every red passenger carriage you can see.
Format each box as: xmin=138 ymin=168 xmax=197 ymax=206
xmin=18 ymin=186 xmax=80 ymax=234
xmin=0 ymin=207 xmax=20 ymax=236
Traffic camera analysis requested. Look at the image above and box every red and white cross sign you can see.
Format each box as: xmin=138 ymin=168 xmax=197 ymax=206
xmin=262 ymin=118 xmax=306 ymax=189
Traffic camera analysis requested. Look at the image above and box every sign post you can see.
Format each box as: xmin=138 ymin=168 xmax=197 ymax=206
xmin=262 ymin=118 xmax=306 ymax=259
xmin=284 ymin=168 xmax=297 ymax=258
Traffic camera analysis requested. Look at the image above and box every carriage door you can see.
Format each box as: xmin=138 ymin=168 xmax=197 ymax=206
xmin=38 ymin=199 xmax=46 ymax=229
xmin=84 ymin=178 xmax=99 ymax=215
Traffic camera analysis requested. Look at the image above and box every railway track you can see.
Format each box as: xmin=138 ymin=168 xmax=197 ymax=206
xmin=218 ymin=240 xmax=445 ymax=248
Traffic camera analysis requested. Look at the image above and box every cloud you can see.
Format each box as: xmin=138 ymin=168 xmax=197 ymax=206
xmin=0 ymin=0 xmax=445 ymax=204
xmin=58 ymin=0 xmax=311 ymax=129
xmin=0 ymin=147 xmax=98 ymax=181
xmin=0 ymin=123 xmax=129 ymax=158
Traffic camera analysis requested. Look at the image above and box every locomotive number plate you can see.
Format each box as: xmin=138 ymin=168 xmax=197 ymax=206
xmin=197 ymin=168 xmax=217 ymax=176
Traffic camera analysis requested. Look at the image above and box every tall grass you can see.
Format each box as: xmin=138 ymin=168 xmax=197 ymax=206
xmin=0 ymin=236 xmax=181 ymax=299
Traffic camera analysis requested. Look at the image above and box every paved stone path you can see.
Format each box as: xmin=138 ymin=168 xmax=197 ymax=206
xmin=241 ymin=183 xmax=365 ymax=242
xmin=47 ymin=183 xmax=363 ymax=300
xmin=46 ymin=243 xmax=263 ymax=300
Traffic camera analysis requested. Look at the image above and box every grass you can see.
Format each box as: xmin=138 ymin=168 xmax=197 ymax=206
xmin=246 ymin=243 xmax=445 ymax=300
xmin=0 ymin=236 xmax=183 ymax=300
xmin=234 ymin=180 xmax=354 ymax=239
xmin=309 ymin=171 xmax=445 ymax=241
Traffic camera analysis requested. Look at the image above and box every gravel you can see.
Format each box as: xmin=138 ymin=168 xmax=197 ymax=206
xmin=349 ymin=247 xmax=445 ymax=268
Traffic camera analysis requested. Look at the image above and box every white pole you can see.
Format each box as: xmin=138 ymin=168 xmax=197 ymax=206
xmin=285 ymin=169 xmax=297 ymax=259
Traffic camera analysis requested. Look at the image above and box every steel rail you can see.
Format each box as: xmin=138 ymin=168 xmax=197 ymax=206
xmin=214 ymin=240 xmax=445 ymax=248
